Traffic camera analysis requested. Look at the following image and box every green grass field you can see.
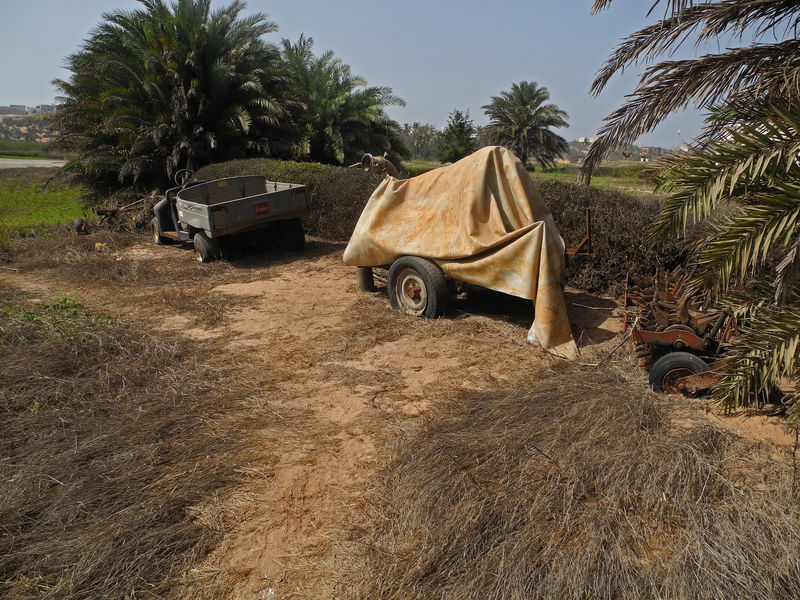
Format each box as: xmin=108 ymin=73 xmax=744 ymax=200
xmin=401 ymin=159 xmax=658 ymax=195
xmin=0 ymin=168 xmax=87 ymax=242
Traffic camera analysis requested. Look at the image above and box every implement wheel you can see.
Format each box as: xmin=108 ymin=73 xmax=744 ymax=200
xmin=649 ymin=351 xmax=710 ymax=394
xmin=387 ymin=256 xmax=449 ymax=318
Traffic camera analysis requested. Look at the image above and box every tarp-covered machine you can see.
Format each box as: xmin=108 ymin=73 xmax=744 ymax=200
xmin=344 ymin=146 xmax=578 ymax=358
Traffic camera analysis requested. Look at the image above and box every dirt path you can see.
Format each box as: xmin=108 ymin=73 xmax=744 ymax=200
xmin=1 ymin=237 xmax=791 ymax=598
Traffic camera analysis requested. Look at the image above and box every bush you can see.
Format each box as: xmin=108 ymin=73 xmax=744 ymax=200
xmin=540 ymin=180 xmax=684 ymax=296
xmin=400 ymin=163 xmax=441 ymax=178
xmin=198 ymin=160 xmax=682 ymax=296
xmin=197 ymin=158 xmax=383 ymax=242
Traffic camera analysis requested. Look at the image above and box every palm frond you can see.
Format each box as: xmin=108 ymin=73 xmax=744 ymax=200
xmin=584 ymin=40 xmax=800 ymax=174
xmin=713 ymin=289 xmax=800 ymax=413
xmin=651 ymin=104 xmax=800 ymax=236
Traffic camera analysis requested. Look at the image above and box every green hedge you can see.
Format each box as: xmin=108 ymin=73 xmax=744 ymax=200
xmin=401 ymin=163 xmax=441 ymax=178
xmin=536 ymin=162 xmax=655 ymax=180
xmin=198 ymin=159 xmax=682 ymax=296
xmin=539 ymin=180 xmax=684 ymax=295
xmin=197 ymin=158 xmax=383 ymax=242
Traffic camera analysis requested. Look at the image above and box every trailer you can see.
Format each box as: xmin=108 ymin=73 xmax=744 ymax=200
xmin=152 ymin=169 xmax=309 ymax=262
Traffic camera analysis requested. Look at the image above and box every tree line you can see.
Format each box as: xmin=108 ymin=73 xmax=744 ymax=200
xmin=400 ymin=81 xmax=569 ymax=169
xmin=54 ymin=0 xmax=410 ymax=194
xmin=53 ymin=0 xmax=571 ymax=195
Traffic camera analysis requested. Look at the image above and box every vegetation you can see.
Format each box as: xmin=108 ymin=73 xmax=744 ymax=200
xmin=0 ymin=115 xmax=59 ymax=145
xmin=281 ymin=35 xmax=408 ymax=167
xmin=0 ymin=140 xmax=57 ymax=159
xmin=0 ymin=284 xmax=269 ymax=598
xmin=401 ymin=160 xmax=443 ymax=178
xmin=587 ymin=0 xmax=800 ymax=414
xmin=54 ymin=0 xmax=291 ymax=196
xmin=0 ymin=169 xmax=86 ymax=243
xmin=437 ymin=110 xmax=477 ymax=163
xmin=539 ymin=179 xmax=684 ymax=295
xmin=53 ymin=0 xmax=408 ymax=199
xmin=399 ymin=123 xmax=441 ymax=162
xmin=198 ymin=158 xmax=680 ymax=295
xmin=482 ymin=81 xmax=568 ymax=169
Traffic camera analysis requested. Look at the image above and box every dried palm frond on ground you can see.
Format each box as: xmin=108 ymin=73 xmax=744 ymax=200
xmin=343 ymin=363 xmax=800 ymax=600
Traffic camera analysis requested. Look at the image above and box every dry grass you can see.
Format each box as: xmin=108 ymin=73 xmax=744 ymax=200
xmin=342 ymin=362 xmax=800 ymax=600
xmin=0 ymin=285 xmax=305 ymax=599
xmin=3 ymin=227 xmax=799 ymax=600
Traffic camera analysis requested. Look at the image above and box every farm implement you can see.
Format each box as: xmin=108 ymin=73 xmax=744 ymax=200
xmin=623 ymin=267 xmax=738 ymax=396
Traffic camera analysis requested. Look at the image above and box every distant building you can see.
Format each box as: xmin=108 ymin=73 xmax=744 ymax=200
xmin=0 ymin=105 xmax=27 ymax=116
xmin=28 ymin=104 xmax=57 ymax=115
xmin=577 ymin=136 xmax=597 ymax=144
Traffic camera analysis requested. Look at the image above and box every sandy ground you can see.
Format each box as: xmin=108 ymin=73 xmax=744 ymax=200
xmin=1 ymin=238 xmax=793 ymax=598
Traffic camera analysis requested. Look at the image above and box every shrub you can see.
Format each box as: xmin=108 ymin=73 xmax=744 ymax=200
xmin=400 ymin=163 xmax=441 ymax=178
xmin=197 ymin=160 xmax=682 ymax=296
xmin=540 ymin=180 xmax=684 ymax=296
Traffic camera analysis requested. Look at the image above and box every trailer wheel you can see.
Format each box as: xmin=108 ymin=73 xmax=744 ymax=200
xmin=387 ymin=256 xmax=449 ymax=318
xmin=278 ymin=218 xmax=305 ymax=251
xmin=151 ymin=217 xmax=168 ymax=245
xmin=649 ymin=351 xmax=710 ymax=394
xmin=193 ymin=231 xmax=220 ymax=263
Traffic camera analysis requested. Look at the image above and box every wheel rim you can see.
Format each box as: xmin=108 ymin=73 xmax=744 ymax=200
xmin=394 ymin=268 xmax=427 ymax=315
xmin=661 ymin=367 xmax=695 ymax=394
xmin=152 ymin=223 xmax=159 ymax=244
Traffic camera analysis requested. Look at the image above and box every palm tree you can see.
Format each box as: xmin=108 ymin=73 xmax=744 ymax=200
xmin=437 ymin=109 xmax=477 ymax=163
xmin=481 ymin=81 xmax=569 ymax=169
xmin=55 ymin=0 xmax=293 ymax=193
xmin=281 ymin=35 xmax=408 ymax=166
xmin=586 ymin=1 xmax=800 ymax=414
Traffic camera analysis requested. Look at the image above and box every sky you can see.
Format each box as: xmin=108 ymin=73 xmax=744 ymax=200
xmin=0 ymin=0 xmax=707 ymax=148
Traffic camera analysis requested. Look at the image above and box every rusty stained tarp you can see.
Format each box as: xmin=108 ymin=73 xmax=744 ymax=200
xmin=343 ymin=146 xmax=578 ymax=358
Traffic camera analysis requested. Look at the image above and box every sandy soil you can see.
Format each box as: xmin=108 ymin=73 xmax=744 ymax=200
xmin=1 ymin=238 xmax=792 ymax=598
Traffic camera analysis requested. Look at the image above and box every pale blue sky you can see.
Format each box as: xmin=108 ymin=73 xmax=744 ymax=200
xmin=0 ymin=0 xmax=707 ymax=147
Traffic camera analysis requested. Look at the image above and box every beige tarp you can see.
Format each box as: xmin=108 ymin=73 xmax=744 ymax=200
xmin=343 ymin=146 xmax=577 ymax=358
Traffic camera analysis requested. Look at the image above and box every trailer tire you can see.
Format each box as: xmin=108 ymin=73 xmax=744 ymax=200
xmin=649 ymin=351 xmax=710 ymax=394
xmin=387 ymin=256 xmax=449 ymax=318
xmin=278 ymin=218 xmax=305 ymax=251
xmin=193 ymin=231 xmax=220 ymax=263
xmin=152 ymin=217 xmax=168 ymax=245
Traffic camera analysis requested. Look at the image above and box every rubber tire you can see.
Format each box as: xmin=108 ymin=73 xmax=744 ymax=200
xmin=152 ymin=217 xmax=168 ymax=245
xmin=387 ymin=256 xmax=449 ymax=318
xmin=277 ymin=218 xmax=305 ymax=251
xmin=649 ymin=351 xmax=710 ymax=394
xmin=193 ymin=231 xmax=221 ymax=263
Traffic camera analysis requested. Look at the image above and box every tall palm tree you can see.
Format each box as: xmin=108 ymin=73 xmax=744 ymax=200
xmin=55 ymin=0 xmax=292 ymax=193
xmin=586 ymin=1 xmax=800 ymax=414
xmin=281 ymin=35 xmax=408 ymax=166
xmin=481 ymin=81 xmax=569 ymax=169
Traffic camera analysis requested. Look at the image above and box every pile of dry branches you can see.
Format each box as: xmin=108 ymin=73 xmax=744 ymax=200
xmin=343 ymin=363 xmax=800 ymax=600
